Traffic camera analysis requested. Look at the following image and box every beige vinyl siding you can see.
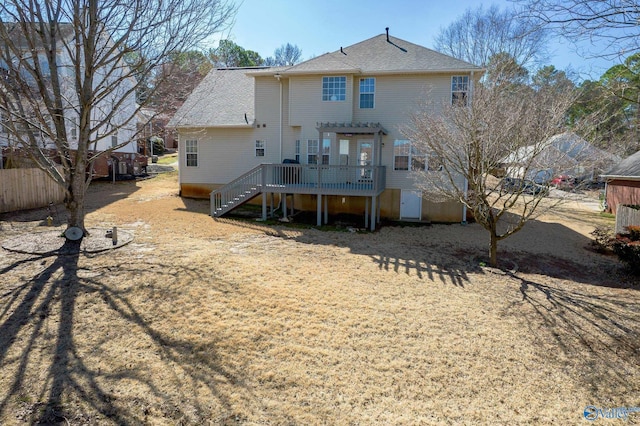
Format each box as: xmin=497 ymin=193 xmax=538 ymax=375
xmin=254 ymin=76 xmax=300 ymax=163
xmin=289 ymin=75 xmax=353 ymax=128
xmin=357 ymin=73 xmax=462 ymax=190
xmin=352 ymin=74 xmax=451 ymax=125
xmin=178 ymin=127 xmax=278 ymax=185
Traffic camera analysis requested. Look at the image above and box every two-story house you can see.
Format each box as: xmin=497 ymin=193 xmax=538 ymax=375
xmin=169 ymin=31 xmax=482 ymax=229
xmin=0 ymin=23 xmax=144 ymax=177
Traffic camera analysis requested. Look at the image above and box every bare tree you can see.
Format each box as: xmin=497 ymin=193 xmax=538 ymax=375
xmin=434 ymin=4 xmax=550 ymax=69
xmin=403 ymin=81 xmax=579 ymax=267
xmin=273 ymin=43 xmax=302 ymax=66
xmin=0 ymin=0 xmax=236 ymax=237
xmin=520 ymin=0 xmax=640 ymax=60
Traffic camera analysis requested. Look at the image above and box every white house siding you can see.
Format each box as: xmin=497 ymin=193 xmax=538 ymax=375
xmin=1 ymin=33 xmax=138 ymax=156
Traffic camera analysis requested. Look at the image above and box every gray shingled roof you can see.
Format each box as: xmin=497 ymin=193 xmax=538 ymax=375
xmin=602 ymin=150 xmax=640 ymax=178
xmin=169 ymin=34 xmax=482 ymax=128
xmin=283 ymin=33 xmax=482 ymax=75
xmin=168 ymin=68 xmax=258 ymax=128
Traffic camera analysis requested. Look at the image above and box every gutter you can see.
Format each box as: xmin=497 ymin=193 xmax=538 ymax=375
xmin=276 ymin=68 xmax=484 ymax=77
xmin=600 ymin=175 xmax=640 ymax=181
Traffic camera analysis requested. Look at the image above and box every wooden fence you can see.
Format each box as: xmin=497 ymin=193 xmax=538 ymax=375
xmin=0 ymin=167 xmax=66 ymax=213
xmin=615 ymin=204 xmax=640 ymax=235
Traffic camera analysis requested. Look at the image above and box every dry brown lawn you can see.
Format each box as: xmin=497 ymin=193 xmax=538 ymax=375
xmin=0 ymin=170 xmax=638 ymax=425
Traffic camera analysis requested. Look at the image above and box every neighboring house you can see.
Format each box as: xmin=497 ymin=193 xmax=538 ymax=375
xmin=169 ymin=31 xmax=482 ymax=228
xmin=601 ymin=150 xmax=640 ymax=214
xmin=0 ymin=23 xmax=145 ymax=177
xmin=501 ymin=132 xmax=619 ymax=184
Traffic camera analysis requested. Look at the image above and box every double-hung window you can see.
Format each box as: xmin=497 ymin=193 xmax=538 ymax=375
xmin=255 ymin=140 xmax=265 ymax=157
xmin=452 ymin=75 xmax=469 ymax=106
xmin=393 ymin=140 xmax=426 ymax=171
xmin=359 ymin=77 xmax=375 ymax=109
xmin=322 ymin=76 xmax=346 ymax=101
xmin=295 ymin=139 xmax=301 ymax=163
xmin=111 ymin=133 xmax=118 ymax=148
xmin=307 ymin=139 xmax=318 ymax=164
xmin=185 ymin=140 xmax=198 ymax=167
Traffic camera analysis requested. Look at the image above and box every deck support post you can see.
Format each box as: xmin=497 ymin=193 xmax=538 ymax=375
xmin=370 ymin=195 xmax=377 ymax=231
xmin=377 ymin=195 xmax=381 ymax=225
xmin=324 ymin=195 xmax=328 ymax=224
xmin=317 ymin=194 xmax=322 ymax=226
xmin=262 ymin=191 xmax=267 ymax=220
xmin=282 ymin=193 xmax=287 ymax=220
xmin=270 ymin=193 xmax=275 ymax=218
xmin=365 ymin=197 xmax=369 ymax=229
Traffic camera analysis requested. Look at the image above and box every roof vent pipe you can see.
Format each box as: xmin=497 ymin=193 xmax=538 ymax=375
xmin=340 ymin=46 xmax=346 ymax=55
xmin=386 ymin=27 xmax=389 ymax=42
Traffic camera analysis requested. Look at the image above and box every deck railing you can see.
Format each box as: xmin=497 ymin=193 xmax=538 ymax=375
xmin=210 ymin=164 xmax=386 ymax=217
xmin=262 ymin=164 xmax=386 ymax=195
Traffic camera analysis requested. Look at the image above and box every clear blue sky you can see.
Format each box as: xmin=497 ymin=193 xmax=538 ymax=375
xmin=220 ymin=0 xmax=616 ymax=81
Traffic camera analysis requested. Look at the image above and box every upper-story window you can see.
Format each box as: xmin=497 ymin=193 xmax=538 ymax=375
xmin=359 ymin=77 xmax=375 ymax=109
xmin=452 ymin=75 xmax=469 ymax=106
xmin=322 ymin=76 xmax=346 ymax=101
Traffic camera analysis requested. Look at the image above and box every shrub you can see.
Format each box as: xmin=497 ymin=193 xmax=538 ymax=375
xmin=590 ymin=226 xmax=616 ymax=254
xmin=613 ymin=234 xmax=640 ymax=275
xmin=625 ymin=225 xmax=640 ymax=241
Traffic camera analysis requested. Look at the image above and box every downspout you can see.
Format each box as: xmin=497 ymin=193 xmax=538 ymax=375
xmin=462 ymin=177 xmax=468 ymax=224
xmin=275 ymin=73 xmax=283 ymax=161
xmin=462 ymin=71 xmax=474 ymax=224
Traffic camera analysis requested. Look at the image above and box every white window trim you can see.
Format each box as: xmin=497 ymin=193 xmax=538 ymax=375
xmin=451 ymin=75 xmax=469 ymax=106
xmin=321 ymin=138 xmax=331 ymax=165
xmin=255 ymin=140 xmax=265 ymax=157
xmin=359 ymin=77 xmax=375 ymax=109
xmin=295 ymin=139 xmax=300 ymax=163
xmin=322 ymin=76 xmax=346 ymax=102
xmin=393 ymin=139 xmax=427 ymax=171
xmin=185 ymin=139 xmax=198 ymax=167
xmin=307 ymin=139 xmax=318 ymax=164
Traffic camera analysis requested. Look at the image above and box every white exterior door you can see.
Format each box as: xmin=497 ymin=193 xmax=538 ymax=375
xmin=400 ymin=190 xmax=422 ymax=220
xmin=357 ymin=139 xmax=373 ymax=181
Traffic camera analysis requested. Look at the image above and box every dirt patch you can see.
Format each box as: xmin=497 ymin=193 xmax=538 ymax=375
xmin=0 ymin=170 xmax=639 ymax=425
xmin=1 ymin=227 xmax=133 ymax=255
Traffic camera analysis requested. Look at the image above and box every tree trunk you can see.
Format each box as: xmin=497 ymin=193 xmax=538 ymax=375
xmin=64 ymin=164 xmax=87 ymax=236
xmin=489 ymin=231 xmax=498 ymax=268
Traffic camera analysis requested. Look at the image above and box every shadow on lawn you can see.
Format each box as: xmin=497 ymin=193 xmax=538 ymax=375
xmin=0 ymin=243 xmax=250 ymax=424
xmin=507 ymin=271 xmax=640 ymax=400
xmin=214 ymin=211 xmax=634 ymax=289
xmin=0 ymin=180 xmax=141 ymax=227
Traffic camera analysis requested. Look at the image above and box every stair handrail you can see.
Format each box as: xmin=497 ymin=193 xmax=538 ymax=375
xmin=210 ymin=164 xmax=265 ymax=216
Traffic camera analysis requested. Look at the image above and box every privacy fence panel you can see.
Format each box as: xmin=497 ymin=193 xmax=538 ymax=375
xmin=0 ymin=167 xmax=65 ymax=213
xmin=615 ymin=204 xmax=640 ymax=235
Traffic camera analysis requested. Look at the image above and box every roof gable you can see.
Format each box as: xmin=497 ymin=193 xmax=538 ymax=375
xmin=284 ymin=34 xmax=482 ymax=75
xmin=603 ymin=149 xmax=640 ymax=178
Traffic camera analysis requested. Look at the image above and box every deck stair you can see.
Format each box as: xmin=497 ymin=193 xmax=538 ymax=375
xmin=210 ymin=165 xmax=264 ymax=217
